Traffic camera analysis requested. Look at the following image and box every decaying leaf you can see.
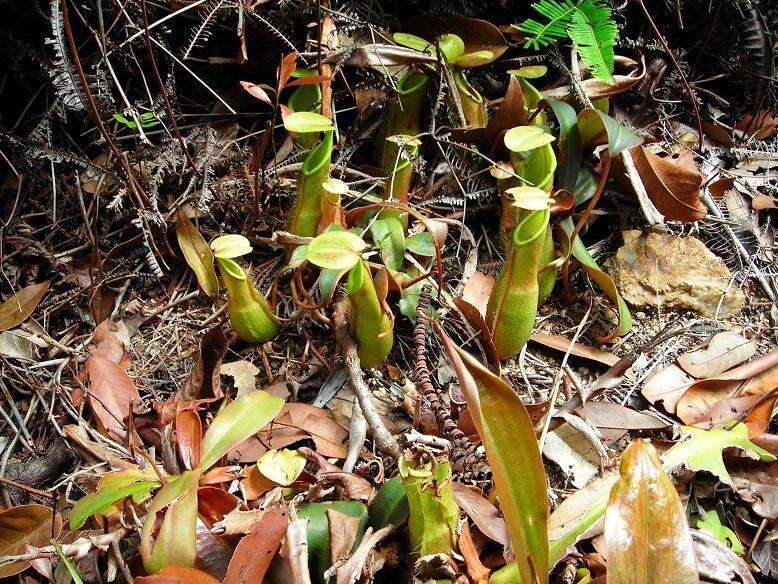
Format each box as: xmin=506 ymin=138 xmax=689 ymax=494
xmin=677 ymin=331 xmax=757 ymax=379
xmin=222 ymin=508 xmax=288 ymax=584
xmin=0 ymin=281 xmax=50 ymax=332
xmin=0 ymin=505 xmax=61 ymax=577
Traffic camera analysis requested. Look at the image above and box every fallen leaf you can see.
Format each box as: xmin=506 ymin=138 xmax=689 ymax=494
xmin=221 ymin=507 xmax=266 ymax=535
xmin=452 ymin=482 xmax=510 ymax=549
xmin=177 ymin=325 xmax=228 ymax=401
xmin=579 ymin=401 xmax=668 ymax=430
xmin=223 ymin=507 xmax=288 ymax=584
xmin=135 ymin=566 xmax=221 ymax=584
xmin=631 ymin=146 xmax=705 ymax=222
xmin=327 ymin=508 xmax=361 ymax=564
xmin=459 ymin=522 xmax=491 ymax=583
xmin=730 ymin=460 xmax=778 ymax=520
xmin=529 ymin=334 xmax=619 ymax=367
xmin=752 ymin=538 xmax=778 ymax=579
xmin=0 ymin=281 xmax=50 ymax=332
xmin=677 ymin=331 xmax=757 ymax=379
xmin=256 ymin=403 xmax=348 ymax=459
xmin=641 ymin=364 xmax=696 ymax=414
xmin=461 ymin=271 xmax=495 ymax=317
xmin=256 ymin=449 xmax=306 ymax=486
xmin=220 ymin=360 xmax=260 ymax=396
xmin=0 ymin=505 xmax=61 ymax=577
xmin=604 ymin=440 xmax=698 ymax=583
xmin=0 ymin=329 xmax=41 ymax=360
xmin=692 ymin=530 xmax=756 ymax=584
xmin=299 ymin=446 xmax=373 ymax=500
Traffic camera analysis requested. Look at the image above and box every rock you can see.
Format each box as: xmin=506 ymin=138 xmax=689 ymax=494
xmin=605 ymin=230 xmax=745 ymax=317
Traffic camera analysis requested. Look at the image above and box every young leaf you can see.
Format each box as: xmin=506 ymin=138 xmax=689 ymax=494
xmin=199 ymin=390 xmax=285 ymax=470
xmin=307 ymin=231 xmax=366 ymax=271
xmin=405 ymin=232 xmax=436 ymax=257
xmin=70 ymin=480 xmax=161 ymax=530
xmin=504 ymin=125 xmax=555 ymax=154
xmin=210 ymin=234 xmax=253 ymax=259
xmin=176 ymin=212 xmax=219 ymax=297
xmin=436 ymin=328 xmax=548 ymax=584
xmin=509 ymin=65 xmax=548 ymax=79
xmin=604 ymin=440 xmax=698 ymax=583
xmin=283 ymin=111 xmax=334 ymax=134
xmin=697 ymin=509 xmax=744 ymax=554
xmin=0 ymin=281 xmax=50 ymax=332
xmin=661 ymin=423 xmax=775 ymax=486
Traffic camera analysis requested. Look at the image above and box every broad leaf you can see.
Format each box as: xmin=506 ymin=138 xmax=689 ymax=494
xmin=604 ymin=440 xmax=698 ymax=583
xmin=577 ymin=108 xmax=641 ymax=156
xmin=368 ymin=476 xmax=409 ymax=529
xmin=283 ymin=111 xmax=334 ymax=134
xmin=222 ymin=508 xmax=289 ymax=584
xmin=71 ymin=479 xmax=161 ymax=529
xmin=405 ymin=232 xmax=436 ymax=257
xmin=176 ymin=213 xmax=218 ymax=297
xmin=505 ymin=185 xmax=551 ymax=210
xmin=370 ymin=217 xmax=405 ymax=271
xmin=210 ymin=234 xmax=253 ymax=259
xmin=437 ymin=329 xmax=548 ymax=584
xmin=697 ymin=509 xmax=744 ymax=554
xmin=661 ymin=423 xmax=775 ymax=486
xmin=504 ymin=125 xmax=555 ymax=154
xmin=256 ymin=449 xmax=306 ymax=486
xmin=0 ymin=281 xmax=49 ymax=332
xmin=199 ymin=390 xmax=285 ymax=470
xmin=0 ymin=504 xmax=60 ymax=577
xmin=307 ymin=231 xmax=367 ymax=271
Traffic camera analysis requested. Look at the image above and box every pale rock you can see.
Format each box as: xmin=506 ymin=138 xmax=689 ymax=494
xmin=605 ymin=230 xmax=745 ymax=317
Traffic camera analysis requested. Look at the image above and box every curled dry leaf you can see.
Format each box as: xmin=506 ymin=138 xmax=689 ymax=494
xmin=630 ymin=146 xmax=706 ymax=222
xmin=677 ymin=331 xmax=757 ymax=379
xmin=529 ymin=334 xmax=619 ymax=367
xmin=0 ymin=281 xmax=50 ymax=332
xmin=84 ymin=319 xmax=141 ymax=440
xmin=451 ymin=482 xmax=510 ymax=549
xmin=604 ymin=440 xmax=698 ymax=584
xmin=0 ymin=504 xmax=61 ymax=577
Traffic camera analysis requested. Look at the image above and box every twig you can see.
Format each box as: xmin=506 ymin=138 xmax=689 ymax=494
xmin=333 ymin=292 xmax=401 ymax=457
xmin=285 ymin=504 xmax=312 ymax=584
xmin=343 ymin=396 xmax=367 ymax=473
xmin=335 ymin=525 xmax=395 ymax=584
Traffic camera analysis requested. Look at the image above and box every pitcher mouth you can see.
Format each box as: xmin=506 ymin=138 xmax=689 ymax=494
xmin=512 ymin=208 xmax=550 ymax=247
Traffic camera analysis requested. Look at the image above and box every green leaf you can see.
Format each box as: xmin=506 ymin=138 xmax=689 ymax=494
xmin=438 ymin=34 xmax=466 ymax=63
xmin=316 ymin=267 xmax=349 ymax=302
xmin=368 ymin=476 xmax=409 ymax=530
xmin=199 ymin=390 xmax=285 ymax=470
xmin=256 ymin=449 xmax=306 ymax=486
xmin=437 ymin=330 xmax=548 ymax=584
xmin=577 ymin=108 xmax=642 ymax=157
xmin=405 ymin=232 xmax=436 ymax=257
xmin=392 ymin=32 xmax=434 ymax=54
xmin=452 ymin=50 xmax=494 ymax=67
xmin=505 ymin=186 xmax=551 ymax=210
xmin=286 ymin=244 xmax=309 ymax=271
xmin=210 ymin=234 xmax=253 ymax=259
xmin=176 ymin=212 xmax=219 ymax=297
xmin=113 ymin=113 xmax=137 ymax=129
xmin=661 ymin=423 xmax=775 ymax=486
xmin=604 ymin=440 xmax=698 ymax=583
xmin=71 ymin=480 xmax=161 ymax=530
xmin=53 ymin=540 xmax=84 ymax=584
xmin=504 ymin=125 xmax=555 ymax=154
xmin=697 ymin=509 xmax=744 ymax=554
xmin=508 ymin=65 xmax=548 ymax=79
xmin=141 ymin=470 xmax=201 ymax=574
xmin=307 ymin=230 xmax=367 ymax=271
xmin=283 ymin=111 xmax=334 ymax=134
xmin=546 ymin=99 xmax=582 ymax=193
xmin=370 ymin=217 xmax=405 ymax=271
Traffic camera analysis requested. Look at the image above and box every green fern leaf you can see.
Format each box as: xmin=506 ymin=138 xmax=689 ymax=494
xmin=568 ymin=0 xmax=617 ymax=83
xmin=515 ymin=0 xmax=617 ymax=84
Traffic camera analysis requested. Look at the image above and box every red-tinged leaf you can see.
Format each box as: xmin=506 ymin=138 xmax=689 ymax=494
xmin=286 ymin=75 xmax=332 ymax=87
xmin=277 ymin=53 xmax=297 ymax=92
xmin=529 ymin=334 xmax=619 ymax=367
xmin=197 ymin=486 xmax=243 ymax=528
xmin=0 ymin=505 xmax=61 ymax=577
xmin=239 ymin=81 xmax=273 ymax=106
xmin=176 ymin=408 xmax=202 ymax=470
xmin=135 ymin=566 xmax=221 ymax=584
xmin=177 ymin=325 xmax=228 ymax=401
xmin=604 ymin=441 xmax=698 ymax=584
xmin=436 ymin=326 xmax=548 ymax=584
xmin=223 ymin=507 xmax=289 ymax=584
xmin=461 ymin=271 xmax=494 ymax=317
xmin=0 ymin=281 xmax=50 ymax=332
xmin=459 ymin=522 xmax=491 ymax=583
xmin=453 ymin=297 xmax=500 ymax=368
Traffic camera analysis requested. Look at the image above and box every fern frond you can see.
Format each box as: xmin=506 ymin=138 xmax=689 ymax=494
xmin=568 ymin=0 xmax=617 ymax=83
xmin=517 ymin=0 xmax=576 ymax=49
xmin=183 ymin=0 xmax=225 ymax=60
xmin=46 ymin=0 xmax=87 ymax=111
xmin=516 ymin=0 xmax=617 ymax=83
